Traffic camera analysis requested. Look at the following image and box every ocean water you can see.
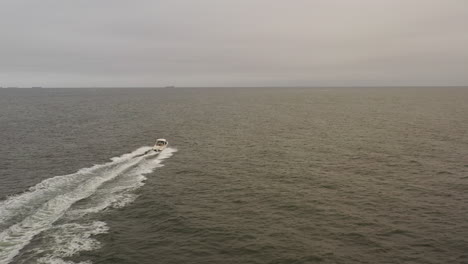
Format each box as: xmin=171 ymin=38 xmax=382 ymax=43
xmin=0 ymin=87 xmax=467 ymax=264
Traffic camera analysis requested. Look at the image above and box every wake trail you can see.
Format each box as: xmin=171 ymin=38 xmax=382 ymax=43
xmin=0 ymin=147 xmax=149 ymax=228
xmin=0 ymin=147 xmax=176 ymax=264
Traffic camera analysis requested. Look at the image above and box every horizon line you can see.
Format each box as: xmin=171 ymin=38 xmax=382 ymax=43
xmin=1 ymin=85 xmax=468 ymax=89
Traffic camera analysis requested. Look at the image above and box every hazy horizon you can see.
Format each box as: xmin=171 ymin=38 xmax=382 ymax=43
xmin=1 ymin=0 xmax=467 ymax=87
xmin=2 ymin=85 xmax=468 ymax=89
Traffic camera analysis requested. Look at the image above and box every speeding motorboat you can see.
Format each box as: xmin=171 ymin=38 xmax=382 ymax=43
xmin=153 ymin=138 xmax=168 ymax=152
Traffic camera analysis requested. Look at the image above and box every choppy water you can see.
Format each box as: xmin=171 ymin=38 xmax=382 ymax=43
xmin=0 ymin=87 xmax=467 ymax=264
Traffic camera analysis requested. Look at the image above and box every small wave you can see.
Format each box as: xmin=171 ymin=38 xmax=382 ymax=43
xmin=0 ymin=147 xmax=176 ymax=264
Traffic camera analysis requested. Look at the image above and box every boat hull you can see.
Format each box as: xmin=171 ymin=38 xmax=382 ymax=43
xmin=152 ymin=145 xmax=167 ymax=152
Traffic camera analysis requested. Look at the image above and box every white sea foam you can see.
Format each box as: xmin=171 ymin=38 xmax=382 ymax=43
xmin=0 ymin=147 xmax=176 ymax=264
xmin=36 ymin=221 xmax=109 ymax=264
xmin=0 ymin=147 xmax=149 ymax=227
xmin=38 ymin=257 xmax=92 ymax=264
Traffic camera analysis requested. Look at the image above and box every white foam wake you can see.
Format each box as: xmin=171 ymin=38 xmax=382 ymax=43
xmin=0 ymin=147 xmax=150 ymax=228
xmin=37 ymin=221 xmax=108 ymax=264
xmin=0 ymin=147 xmax=176 ymax=264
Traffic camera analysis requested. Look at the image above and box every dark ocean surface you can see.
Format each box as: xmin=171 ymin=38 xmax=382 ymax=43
xmin=0 ymin=87 xmax=467 ymax=264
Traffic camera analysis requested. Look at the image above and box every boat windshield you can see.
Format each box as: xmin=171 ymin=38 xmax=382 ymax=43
xmin=156 ymin=141 xmax=166 ymax=146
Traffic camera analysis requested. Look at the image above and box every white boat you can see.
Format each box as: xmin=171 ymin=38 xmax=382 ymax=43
xmin=153 ymin=138 xmax=168 ymax=152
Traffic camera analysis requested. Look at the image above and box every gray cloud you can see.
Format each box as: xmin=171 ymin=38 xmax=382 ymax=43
xmin=0 ymin=0 xmax=467 ymax=87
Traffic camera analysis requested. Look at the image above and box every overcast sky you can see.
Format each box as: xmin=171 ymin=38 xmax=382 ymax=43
xmin=0 ymin=0 xmax=467 ymax=87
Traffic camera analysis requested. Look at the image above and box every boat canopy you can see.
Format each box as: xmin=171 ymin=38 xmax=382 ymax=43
xmin=155 ymin=139 xmax=168 ymax=145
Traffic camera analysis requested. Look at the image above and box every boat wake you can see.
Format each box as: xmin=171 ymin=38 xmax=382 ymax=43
xmin=0 ymin=147 xmax=176 ymax=264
